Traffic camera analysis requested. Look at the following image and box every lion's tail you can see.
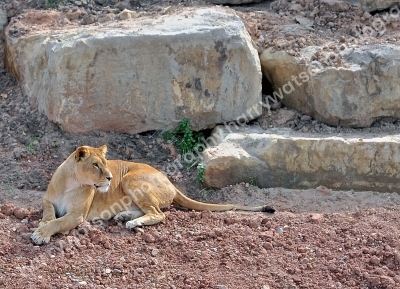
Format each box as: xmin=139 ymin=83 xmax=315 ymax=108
xmin=173 ymin=189 xmax=275 ymax=213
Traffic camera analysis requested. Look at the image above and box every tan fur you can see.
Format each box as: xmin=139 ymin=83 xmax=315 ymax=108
xmin=31 ymin=145 xmax=274 ymax=245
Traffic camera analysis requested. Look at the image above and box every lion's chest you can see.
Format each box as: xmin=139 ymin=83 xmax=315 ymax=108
xmin=54 ymin=194 xmax=69 ymax=218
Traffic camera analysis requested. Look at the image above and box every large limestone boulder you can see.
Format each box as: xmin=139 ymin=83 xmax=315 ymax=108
xmin=260 ymin=45 xmax=400 ymax=127
xmin=5 ymin=8 xmax=261 ymax=134
xmin=203 ymin=126 xmax=400 ymax=192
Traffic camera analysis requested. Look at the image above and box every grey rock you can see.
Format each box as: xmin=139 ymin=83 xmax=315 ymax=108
xmin=274 ymin=109 xmax=296 ymax=125
xmin=80 ymin=14 xmax=97 ymax=25
xmin=295 ymin=16 xmax=314 ymax=28
xmin=203 ymin=125 xmax=400 ymax=192
xmin=260 ymin=45 xmax=400 ymax=127
xmin=5 ymin=8 xmax=261 ymax=134
xmin=320 ymin=0 xmax=350 ymax=12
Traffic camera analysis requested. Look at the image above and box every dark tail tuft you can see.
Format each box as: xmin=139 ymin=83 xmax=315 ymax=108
xmin=261 ymin=206 xmax=276 ymax=213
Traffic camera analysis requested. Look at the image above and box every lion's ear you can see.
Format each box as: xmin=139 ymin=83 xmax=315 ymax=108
xmin=99 ymin=145 xmax=107 ymax=157
xmin=75 ymin=147 xmax=89 ymax=162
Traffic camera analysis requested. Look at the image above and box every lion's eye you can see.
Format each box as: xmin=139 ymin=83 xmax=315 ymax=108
xmin=93 ymin=163 xmax=99 ymax=168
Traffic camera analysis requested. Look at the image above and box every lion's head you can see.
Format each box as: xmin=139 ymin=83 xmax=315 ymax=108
xmin=74 ymin=145 xmax=113 ymax=193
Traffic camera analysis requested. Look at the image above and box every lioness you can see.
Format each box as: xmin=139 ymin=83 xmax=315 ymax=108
xmin=31 ymin=145 xmax=275 ymax=245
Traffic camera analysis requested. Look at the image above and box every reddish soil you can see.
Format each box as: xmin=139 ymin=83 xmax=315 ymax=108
xmin=1 ymin=202 xmax=400 ymax=288
xmin=1 ymin=0 xmax=400 ymax=288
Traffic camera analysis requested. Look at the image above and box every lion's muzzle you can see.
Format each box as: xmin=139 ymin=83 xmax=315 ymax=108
xmin=94 ymin=174 xmax=112 ymax=193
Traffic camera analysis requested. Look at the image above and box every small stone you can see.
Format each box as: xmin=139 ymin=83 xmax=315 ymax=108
xmin=352 ymin=267 xmax=361 ymax=275
xmin=80 ymin=15 xmax=97 ymax=25
xmin=367 ymin=275 xmax=381 ymax=287
xmin=289 ymin=4 xmax=303 ymax=12
xmin=105 ymin=268 xmax=111 ymax=274
xmin=21 ymin=233 xmax=32 ymax=240
xmin=295 ymin=16 xmax=314 ymax=28
xmin=133 ymin=268 xmax=142 ymax=277
xmin=103 ymin=242 xmax=112 ymax=249
xmin=369 ymin=256 xmax=380 ymax=265
xmin=270 ymin=101 xmax=281 ymax=110
xmin=98 ymin=13 xmax=115 ymax=23
xmin=310 ymin=213 xmax=324 ymax=224
xmin=301 ymin=126 xmax=309 ymax=133
xmin=275 ymin=227 xmax=284 ymax=233
xmin=261 ymin=218 xmax=270 ymax=225
xmin=118 ymin=9 xmax=137 ymax=20
xmin=143 ymin=233 xmax=155 ymax=243
xmin=13 ymin=148 xmax=22 ymax=160
xmin=394 ymin=252 xmax=400 ymax=264
xmin=275 ymin=109 xmax=296 ymax=125
xmin=362 ymin=247 xmax=370 ymax=254
xmin=363 ymin=12 xmax=372 ymax=19
xmin=300 ymin=115 xmax=312 ymax=121
xmin=263 ymin=242 xmax=274 ymax=250
xmin=224 ymin=217 xmax=237 ymax=225
xmin=248 ymin=220 xmax=260 ymax=229
xmin=297 ymin=247 xmax=307 ymax=253
xmin=374 ymin=268 xmax=385 ymax=276
xmin=380 ymin=276 xmax=395 ymax=286
xmin=134 ymin=227 xmax=144 ymax=233
xmin=151 ymin=249 xmax=159 ymax=257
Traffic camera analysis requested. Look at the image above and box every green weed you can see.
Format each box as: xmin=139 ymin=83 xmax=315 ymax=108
xmin=162 ymin=119 xmax=204 ymax=155
xmin=27 ymin=136 xmax=38 ymax=153
xmin=2 ymin=185 xmax=12 ymax=191
xmin=45 ymin=0 xmax=62 ymax=8
xmin=196 ymin=162 xmax=205 ymax=183
xmin=249 ymin=176 xmax=257 ymax=186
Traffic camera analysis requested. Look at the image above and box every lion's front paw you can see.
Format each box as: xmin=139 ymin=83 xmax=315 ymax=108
xmin=31 ymin=228 xmax=51 ymax=245
xmin=126 ymin=219 xmax=143 ymax=229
